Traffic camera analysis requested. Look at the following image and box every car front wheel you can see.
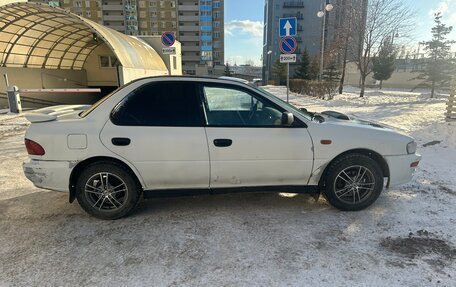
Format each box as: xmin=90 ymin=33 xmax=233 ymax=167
xmin=323 ymin=153 xmax=384 ymax=211
xmin=75 ymin=162 xmax=141 ymax=219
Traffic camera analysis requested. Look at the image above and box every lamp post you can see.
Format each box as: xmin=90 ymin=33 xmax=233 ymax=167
xmin=266 ymin=50 xmax=272 ymax=84
xmin=317 ymin=2 xmax=333 ymax=81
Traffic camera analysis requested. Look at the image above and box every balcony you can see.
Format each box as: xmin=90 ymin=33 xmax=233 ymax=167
xmin=283 ymin=1 xmax=304 ymax=8
xmin=182 ymin=46 xmax=200 ymax=52
xmin=283 ymin=13 xmax=303 ymax=20
xmin=103 ymin=15 xmax=124 ymax=21
xmin=179 ymin=25 xmax=199 ymax=32
xmin=179 ymin=16 xmax=199 ymax=21
xmin=102 ymin=4 xmax=123 ymax=10
xmin=180 ymin=36 xmax=200 ymax=42
xmin=179 ymin=5 xmax=199 ymax=11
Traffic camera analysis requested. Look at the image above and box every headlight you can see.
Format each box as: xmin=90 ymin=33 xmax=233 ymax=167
xmin=406 ymin=141 xmax=417 ymax=154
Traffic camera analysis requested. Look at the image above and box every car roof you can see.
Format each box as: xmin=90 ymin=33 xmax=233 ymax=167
xmin=127 ymin=75 xmax=253 ymax=86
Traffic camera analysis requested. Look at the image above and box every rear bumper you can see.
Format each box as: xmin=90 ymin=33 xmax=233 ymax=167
xmin=384 ymin=153 xmax=422 ymax=187
xmin=23 ymin=159 xmax=72 ymax=192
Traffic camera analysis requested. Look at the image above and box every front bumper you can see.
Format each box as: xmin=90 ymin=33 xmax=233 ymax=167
xmin=384 ymin=153 xmax=422 ymax=187
xmin=23 ymin=159 xmax=72 ymax=192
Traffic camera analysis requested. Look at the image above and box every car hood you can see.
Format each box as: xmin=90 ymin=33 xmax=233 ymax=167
xmin=316 ymin=110 xmax=397 ymax=131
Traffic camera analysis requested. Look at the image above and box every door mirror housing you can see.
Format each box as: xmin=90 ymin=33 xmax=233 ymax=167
xmin=281 ymin=112 xmax=294 ymax=126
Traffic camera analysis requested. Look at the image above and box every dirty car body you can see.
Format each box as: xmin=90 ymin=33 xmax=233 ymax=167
xmin=23 ymin=76 xmax=421 ymax=219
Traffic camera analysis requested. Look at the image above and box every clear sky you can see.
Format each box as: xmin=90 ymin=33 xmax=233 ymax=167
xmin=224 ymin=0 xmax=456 ymax=67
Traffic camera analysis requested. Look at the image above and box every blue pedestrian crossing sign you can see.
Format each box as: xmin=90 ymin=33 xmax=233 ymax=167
xmin=161 ymin=32 xmax=175 ymax=47
xmin=279 ymin=17 xmax=297 ymax=37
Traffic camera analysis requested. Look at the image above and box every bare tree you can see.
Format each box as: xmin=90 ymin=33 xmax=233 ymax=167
xmin=351 ymin=0 xmax=414 ymax=97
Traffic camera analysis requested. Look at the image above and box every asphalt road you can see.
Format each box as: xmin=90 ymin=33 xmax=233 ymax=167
xmin=0 ymin=123 xmax=455 ymax=287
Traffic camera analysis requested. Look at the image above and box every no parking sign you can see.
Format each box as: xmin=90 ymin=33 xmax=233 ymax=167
xmin=161 ymin=32 xmax=175 ymax=47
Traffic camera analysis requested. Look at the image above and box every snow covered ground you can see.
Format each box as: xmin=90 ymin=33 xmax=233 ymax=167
xmin=0 ymin=87 xmax=455 ymax=286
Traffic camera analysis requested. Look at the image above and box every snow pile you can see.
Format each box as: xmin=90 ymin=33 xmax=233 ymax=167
xmin=0 ymin=86 xmax=455 ymax=286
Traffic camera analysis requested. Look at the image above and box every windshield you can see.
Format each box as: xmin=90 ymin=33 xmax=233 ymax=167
xmin=253 ymin=85 xmax=313 ymax=121
xmin=79 ymin=86 xmax=124 ymax=118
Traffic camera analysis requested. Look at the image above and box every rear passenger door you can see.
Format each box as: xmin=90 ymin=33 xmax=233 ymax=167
xmin=100 ymin=81 xmax=210 ymax=190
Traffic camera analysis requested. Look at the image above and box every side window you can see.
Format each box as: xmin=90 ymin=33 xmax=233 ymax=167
xmin=202 ymin=86 xmax=284 ymax=127
xmin=111 ymin=82 xmax=202 ymax=126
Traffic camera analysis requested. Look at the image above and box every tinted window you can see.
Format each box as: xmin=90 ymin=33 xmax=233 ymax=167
xmin=111 ymin=81 xmax=202 ymax=126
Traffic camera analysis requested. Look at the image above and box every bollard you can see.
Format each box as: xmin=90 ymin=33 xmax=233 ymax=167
xmin=6 ymin=85 xmax=22 ymax=114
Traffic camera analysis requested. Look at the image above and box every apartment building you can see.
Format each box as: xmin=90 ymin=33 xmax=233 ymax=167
xmin=30 ymin=0 xmax=224 ymax=74
xmin=262 ymin=0 xmax=366 ymax=81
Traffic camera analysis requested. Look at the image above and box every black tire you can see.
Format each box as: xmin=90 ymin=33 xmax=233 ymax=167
xmin=76 ymin=162 xmax=141 ymax=219
xmin=323 ymin=153 xmax=384 ymax=211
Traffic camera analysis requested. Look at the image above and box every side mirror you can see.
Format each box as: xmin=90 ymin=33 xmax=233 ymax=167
xmin=281 ymin=112 xmax=294 ymax=126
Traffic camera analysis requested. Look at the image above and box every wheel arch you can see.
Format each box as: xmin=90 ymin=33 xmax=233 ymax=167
xmin=317 ymin=148 xmax=390 ymax=190
xmin=69 ymin=156 xmax=144 ymax=203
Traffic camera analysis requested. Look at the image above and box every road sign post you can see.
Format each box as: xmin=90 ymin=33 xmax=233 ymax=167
xmin=287 ymin=63 xmax=289 ymax=103
xmin=280 ymin=54 xmax=296 ymax=103
xmin=278 ymin=17 xmax=298 ymax=103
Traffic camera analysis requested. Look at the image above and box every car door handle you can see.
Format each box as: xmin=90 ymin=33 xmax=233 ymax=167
xmin=213 ymin=139 xmax=232 ymax=147
xmin=112 ymin=137 xmax=131 ymax=146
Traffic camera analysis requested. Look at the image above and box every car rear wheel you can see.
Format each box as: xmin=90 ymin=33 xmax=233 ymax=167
xmin=323 ymin=153 xmax=384 ymax=211
xmin=76 ymin=162 xmax=141 ymax=219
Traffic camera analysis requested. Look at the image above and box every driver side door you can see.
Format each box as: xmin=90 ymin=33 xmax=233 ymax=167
xmin=201 ymin=83 xmax=314 ymax=188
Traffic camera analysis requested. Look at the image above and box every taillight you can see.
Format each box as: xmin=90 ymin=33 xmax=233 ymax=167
xmin=25 ymin=139 xmax=45 ymax=156
xmin=410 ymin=161 xmax=419 ymax=168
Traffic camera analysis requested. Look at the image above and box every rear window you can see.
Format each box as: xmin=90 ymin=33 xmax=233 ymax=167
xmin=110 ymin=81 xmax=203 ymax=127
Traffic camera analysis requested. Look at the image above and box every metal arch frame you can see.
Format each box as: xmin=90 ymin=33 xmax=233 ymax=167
xmin=25 ymin=24 xmax=88 ymax=68
xmin=56 ymin=32 xmax=97 ymax=69
xmin=69 ymin=41 xmax=105 ymax=70
xmin=38 ymin=27 xmax=90 ymax=69
xmin=0 ymin=5 xmax=119 ymax=70
xmin=2 ymin=13 xmax=76 ymax=66
xmin=0 ymin=2 xmax=166 ymax=72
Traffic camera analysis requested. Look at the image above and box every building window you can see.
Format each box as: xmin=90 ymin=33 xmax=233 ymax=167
xmin=99 ymin=55 xmax=120 ymax=68
xmin=85 ymin=10 xmax=91 ymax=17
xmin=213 ymin=1 xmax=220 ymax=8
xmin=150 ymin=1 xmax=156 ymax=7
xmin=85 ymin=1 xmax=90 ymax=7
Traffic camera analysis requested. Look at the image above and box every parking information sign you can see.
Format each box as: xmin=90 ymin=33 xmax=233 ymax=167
xmin=279 ymin=17 xmax=297 ymax=37
xmin=279 ymin=36 xmax=297 ymax=54
xmin=280 ymin=54 xmax=297 ymax=63
xmin=161 ymin=32 xmax=175 ymax=47
xmin=162 ymin=47 xmax=176 ymax=55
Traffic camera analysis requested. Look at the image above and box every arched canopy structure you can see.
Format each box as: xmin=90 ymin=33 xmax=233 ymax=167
xmin=0 ymin=2 xmax=167 ymax=72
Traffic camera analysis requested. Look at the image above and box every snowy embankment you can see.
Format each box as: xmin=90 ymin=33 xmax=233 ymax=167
xmin=0 ymin=87 xmax=455 ymax=286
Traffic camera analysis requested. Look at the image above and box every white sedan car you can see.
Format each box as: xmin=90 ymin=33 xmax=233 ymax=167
xmin=23 ymin=77 xmax=421 ymax=219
